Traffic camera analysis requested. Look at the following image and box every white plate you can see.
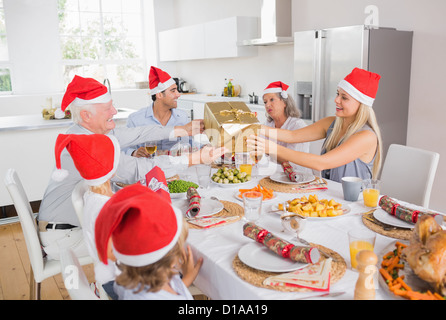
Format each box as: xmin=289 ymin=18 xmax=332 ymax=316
xmin=233 ymin=191 xmax=277 ymax=202
xmin=211 ymin=180 xmax=254 ymax=188
xmin=173 ymin=198 xmax=224 ymax=218
xmin=270 ymin=202 xmax=351 ymax=220
xmin=270 ymin=172 xmax=315 ymax=185
xmin=169 ymin=192 xmax=187 ymax=199
xmin=238 ymin=242 xmax=307 ymax=273
xmin=373 ymin=208 xmax=414 ymax=229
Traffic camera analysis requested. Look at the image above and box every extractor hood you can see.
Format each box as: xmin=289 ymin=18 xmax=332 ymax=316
xmin=239 ymin=0 xmax=293 ymax=46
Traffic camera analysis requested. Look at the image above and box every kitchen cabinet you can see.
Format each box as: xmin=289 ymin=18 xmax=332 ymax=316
xmin=159 ymin=16 xmax=258 ymax=62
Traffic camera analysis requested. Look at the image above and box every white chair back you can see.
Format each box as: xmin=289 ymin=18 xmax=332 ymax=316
xmin=60 ymin=248 xmax=99 ymax=300
xmin=4 ymin=169 xmax=48 ymax=283
xmin=380 ymin=144 xmax=440 ymax=208
xmin=72 ymin=180 xmax=88 ymax=226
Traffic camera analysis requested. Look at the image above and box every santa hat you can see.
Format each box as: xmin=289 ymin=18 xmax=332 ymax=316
xmin=149 ymin=66 xmax=175 ymax=95
xmin=337 ymin=68 xmax=381 ymax=107
xmin=95 ymin=184 xmax=183 ymax=267
xmin=55 ymin=75 xmax=111 ymax=119
xmin=51 ymin=134 xmax=120 ymax=185
xmin=263 ymin=81 xmax=290 ymax=99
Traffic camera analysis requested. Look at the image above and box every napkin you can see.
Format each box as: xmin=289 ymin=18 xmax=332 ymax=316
xmin=188 ymin=216 xmax=239 ymax=229
xmin=243 ymin=222 xmax=320 ymax=264
xmin=379 ymin=195 xmax=444 ymax=225
xmin=145 ymin=166 xmax=171 ymax=203
xmin=263 ymin=258 xmax=332 ymax=291
xmin=186 ymin=187 xmax=201 ymax=218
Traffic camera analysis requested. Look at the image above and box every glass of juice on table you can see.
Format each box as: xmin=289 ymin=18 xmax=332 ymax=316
xmin=348 ymin=228 xmax=376 ymax=270
xmin=235 ymin=153 xmax=253 ymax=175
xmin=362 ymin=179 xmax=381 ymax=207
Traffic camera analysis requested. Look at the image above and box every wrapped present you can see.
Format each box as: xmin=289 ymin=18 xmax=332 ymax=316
xmin=203 ymin=102 xmax=260 ymax=154
xmin=186 ymin=187 xmax=201 ymax=218
xmin=145 ymin=166 xmax=171 ymax=203
xmin=243 ymin=222 xmax=320 ymax=264
xmin=379 ymin=195 xmax=444 ymax=225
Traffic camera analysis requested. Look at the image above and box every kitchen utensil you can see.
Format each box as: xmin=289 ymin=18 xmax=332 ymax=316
xmin=294 ymin=291 xmax=345 ymax=300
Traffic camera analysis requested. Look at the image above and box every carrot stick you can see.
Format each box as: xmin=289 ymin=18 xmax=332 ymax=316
xmin=397 ymin=277 xmax=412 ymax=291
xmin=379 ymin=268 xmax=393 ymax=283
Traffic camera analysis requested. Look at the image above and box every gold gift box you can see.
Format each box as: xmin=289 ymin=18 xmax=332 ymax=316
xmin=203 ymin=101 xmax=260 ymax=153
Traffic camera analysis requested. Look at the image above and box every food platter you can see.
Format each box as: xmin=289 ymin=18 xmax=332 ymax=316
xmin=233 ymin=191 xmax=277 ymax=202
xmin=211 ymin=180 xmax=254 ymax=188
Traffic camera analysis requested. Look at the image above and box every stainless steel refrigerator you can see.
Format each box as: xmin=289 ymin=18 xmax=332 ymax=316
xmin=294 ymin=25 xmax=413 ymax=159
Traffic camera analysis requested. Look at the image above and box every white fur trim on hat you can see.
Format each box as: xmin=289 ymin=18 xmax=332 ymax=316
xmin=263 ymin=87 xmax=288 ymax=99
xmin=337 ymin=79 xmax=375 ymax=107
xmin=72 ymin=91 xmax=112 ymax=107
xmin=112 ymin=206 xmax=183 ymax=267
xmin=150 ymin=78 xmax=176 ymax=95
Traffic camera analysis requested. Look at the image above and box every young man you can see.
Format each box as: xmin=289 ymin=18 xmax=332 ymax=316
xmin=124 ymin=67 xmax=193 ymax=157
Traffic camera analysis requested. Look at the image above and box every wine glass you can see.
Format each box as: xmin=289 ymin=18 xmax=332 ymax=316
xmin=145 ymin=142 xmax=157 ymax=159
xmin=249 ymin=150 xmax=264 ymax=177
xmin=280 ymin=211 xmax=307 ymax=244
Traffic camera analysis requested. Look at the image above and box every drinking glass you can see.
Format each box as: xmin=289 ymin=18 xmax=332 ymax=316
xmin=281 ymin=212 xmax=307 ymax=243
xmin=145 ymin=142 xmax=157 ymax=159
xmin=235 ymin=153 xmax=253 ymax=176
xmin=348 ymin=228 xmax=376 ymax=270
xmin=362 ymin=179 xmax=381 ymax=207
xmin=242 ymin=191 xmax=263 ymax=223
xmin=195 ymin=164 xmax=211 ymax=189
xmin=249 ymin=151 xmax=264 ymax=177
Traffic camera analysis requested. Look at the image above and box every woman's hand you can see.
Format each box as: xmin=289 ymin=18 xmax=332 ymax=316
xmin=180 ymin=245 xmax=203 ymax=287
xmin=246 ymin=134 xmax=278 ymax=156
xmin=189 ymin=145 xmax=227 ymax=165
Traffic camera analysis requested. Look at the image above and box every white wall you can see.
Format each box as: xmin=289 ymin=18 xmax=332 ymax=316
xmin=155 ymin=0 xmax=446 ymax=213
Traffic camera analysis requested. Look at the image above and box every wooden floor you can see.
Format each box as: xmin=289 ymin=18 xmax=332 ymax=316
xmin=0 ymin=221 xmax=95 ymax=300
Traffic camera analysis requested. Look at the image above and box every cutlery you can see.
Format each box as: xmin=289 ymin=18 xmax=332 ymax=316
xmin=295 ymin=291 xmax=345 ymax=300
xmin=295 ymin=236 xmax=339 ymax=262
xmin=363 ymin=213 xmax=410 ymax=231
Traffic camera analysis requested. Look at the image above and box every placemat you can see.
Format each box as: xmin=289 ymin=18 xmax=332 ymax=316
xmin=232 ymin=244 xmax=346 ymax=293
xmin=187 ymin=200 xmax=244 ymax=229
xmin=259 ymin=177 xmax=328 ymax=193
xmin=362 ymin=212 xmax=412 ymax=240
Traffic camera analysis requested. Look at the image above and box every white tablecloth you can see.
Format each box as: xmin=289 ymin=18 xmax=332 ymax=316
xmin=175 ymin=165 xmax=400 ymax=300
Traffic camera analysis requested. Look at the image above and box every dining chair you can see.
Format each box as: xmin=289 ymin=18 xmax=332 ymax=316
xmin=379 ymin=144 xmax=440 ymax=208
xmin=72 ymin=180 xmax=88 ymax=226
xmin=3 ymin=168 xmax=94 ymax=300
xmin=60 ymin=248 xmax=101 ymax=300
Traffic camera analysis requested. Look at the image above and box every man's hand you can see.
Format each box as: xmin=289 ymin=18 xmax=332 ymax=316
xmin=174 ymin=120 xmax=204 ymax=137
xmin=131 ymin=146 xmax=150 ymax=158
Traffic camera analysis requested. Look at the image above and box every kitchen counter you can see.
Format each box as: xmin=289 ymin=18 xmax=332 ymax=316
xmin=0 ymin=108 xmax=135 ymax=132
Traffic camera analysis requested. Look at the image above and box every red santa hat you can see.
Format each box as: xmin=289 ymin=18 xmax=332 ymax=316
xmin=51 ymin=134 xmax=120 ymax=185
xmin=55 ymin=75 xmax=111 ymax=119
xmin=337 ymin=68 xmax=381 ymax=107
xmin=263 ymin=81 xmax=290 ymax=99
xmin=95 ymin=184 xmax=183 ymax=267
xmin=149 ymin=66 xmax=176 ymax=95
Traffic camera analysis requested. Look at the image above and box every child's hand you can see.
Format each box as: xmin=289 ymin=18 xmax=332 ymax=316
xmin=180 ymin=245 xmax=203 ymax=287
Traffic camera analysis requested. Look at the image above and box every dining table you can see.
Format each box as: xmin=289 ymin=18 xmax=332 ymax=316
xmin=167 ymin=161 xmax=442 ymax=301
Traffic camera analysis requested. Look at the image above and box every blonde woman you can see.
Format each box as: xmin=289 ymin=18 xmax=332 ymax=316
xmin=248 ymin=68 xmax=383 ymax=182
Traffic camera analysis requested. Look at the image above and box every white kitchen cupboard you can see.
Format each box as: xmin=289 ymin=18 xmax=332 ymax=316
xmin=159 ymin=16 xmax=258 ymax=62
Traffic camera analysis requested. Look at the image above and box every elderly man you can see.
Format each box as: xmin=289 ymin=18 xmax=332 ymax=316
xmin=124 ymin=66 xmax=193 ymax=157
xmin=39 ymin=75 xmax=224 ymax=260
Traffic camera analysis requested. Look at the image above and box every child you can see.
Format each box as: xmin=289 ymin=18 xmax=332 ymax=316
xmin=53 ymin=133 xmax=121 ymax=294
xmin=95 ymin=183 xmax=203 ymax=300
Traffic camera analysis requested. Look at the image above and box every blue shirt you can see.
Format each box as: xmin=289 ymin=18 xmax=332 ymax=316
xmin=123 ymin=103 xmax=191 ymax=155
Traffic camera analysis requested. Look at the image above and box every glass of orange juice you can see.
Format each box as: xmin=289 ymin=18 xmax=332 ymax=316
xmin=235 ymin=153 xmax=253 ymax=176
xmin=362 ymin=179 xmax=381 ymax=207
xmin=348 ymin=228 xmax=376 ymax=270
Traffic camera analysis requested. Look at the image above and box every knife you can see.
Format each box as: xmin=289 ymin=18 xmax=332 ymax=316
xmin=295 ymin=291 xmax=345 ymax=300
xmin=363 ymin=213 xmax=410 ymax=231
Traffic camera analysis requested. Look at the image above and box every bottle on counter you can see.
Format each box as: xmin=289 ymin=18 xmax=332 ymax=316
xmin=223 ymin=78 xmax=228 ymax=96
xmin=227 ymin=79 xmax=233 ymax=97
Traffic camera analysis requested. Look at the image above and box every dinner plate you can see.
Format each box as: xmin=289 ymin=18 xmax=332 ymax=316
xmin=211 ymin=180 xmax=254 ymax=188
xmin=378 ymin=241 xmax=432 ymax=300
xmin=173 ymin=198 xmax=224 ymax=217
xmin=238 ymin=242 xmax=308 ymax=273
xmin=169 ymin=192 xmax=187 ymax=199
xmin=270 ymin=202 xmax=351 ymax=220
xmin=233 ymin=191 xmax=277 ymax=202
xmin=269 ymin=172 xmax=315 ymax=185
xmin=373 ymin=208 xmax=414 ymax=229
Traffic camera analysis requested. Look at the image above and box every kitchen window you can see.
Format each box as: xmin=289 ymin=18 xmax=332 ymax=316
xmin=58 ymin=0 xmax=147 ymax=90
xmin=0 ymin=0 xmax=11 ymax=93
